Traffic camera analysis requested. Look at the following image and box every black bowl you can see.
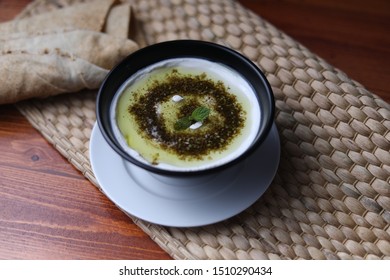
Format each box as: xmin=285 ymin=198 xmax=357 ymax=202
xmin=96 ymin=40 xmax=274 ymax=176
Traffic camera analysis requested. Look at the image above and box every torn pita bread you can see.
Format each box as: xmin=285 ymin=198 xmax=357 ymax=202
xmin=0 ymin=52 xmax=109 ymax=104
xmin=0 ymin=0 xmax=142 ymax=104
xmin=104 ymin=3 xmax=132 ymax=39
xmin=0 ymin=0 xmax=117 ymax=34
xmin=0 ymin=29 xmax=138 ymax=69
xmin=15 ymin=0 xmax=88 ymax=20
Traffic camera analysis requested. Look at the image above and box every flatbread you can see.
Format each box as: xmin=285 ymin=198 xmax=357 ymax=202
xmin=104 ymin=3 xmax=132 ymax=39
xmin=0 ymin=0 xmax=116 ymax=34
xmin=0 ymin=52 xmax=109 ymax=104
xmin=0 ymin=29 xmax=138 ymax=69
xmin=0 ymin=0 xmax=140 ymax=104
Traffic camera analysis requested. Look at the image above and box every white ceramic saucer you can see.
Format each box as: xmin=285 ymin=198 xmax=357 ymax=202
xmin=90 ymin=123 xmax=280 ymax=227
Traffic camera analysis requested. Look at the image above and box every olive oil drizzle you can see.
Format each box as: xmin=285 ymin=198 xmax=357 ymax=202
xmin=128 ymin=69 xmax=245 ymax=160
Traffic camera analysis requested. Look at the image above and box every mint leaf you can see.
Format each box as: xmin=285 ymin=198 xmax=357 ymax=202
xmin=191 ymin=106 xmax=210 ymax=122
xmin=174 ymin=116 xmax=192 ymax=130
xmin=174 ymin=106 xmax=210 ymax=130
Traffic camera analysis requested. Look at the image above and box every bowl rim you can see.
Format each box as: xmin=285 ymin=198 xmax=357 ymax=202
xmin=96 ymin=39 xmax=275 ymax=176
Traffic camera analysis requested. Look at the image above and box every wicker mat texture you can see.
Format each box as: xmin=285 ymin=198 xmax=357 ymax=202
xmin=14 ymin=0 xmax=390 ymax=260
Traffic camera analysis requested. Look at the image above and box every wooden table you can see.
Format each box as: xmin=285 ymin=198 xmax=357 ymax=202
xmin=0 ymin=0 xmax=389 ymax=259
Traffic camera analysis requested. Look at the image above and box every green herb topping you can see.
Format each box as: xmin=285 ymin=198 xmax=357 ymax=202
xmin=128 ymin=69 xmax=245 ymax=160
xmin=174 ymin=106 xmax=210 ymax=130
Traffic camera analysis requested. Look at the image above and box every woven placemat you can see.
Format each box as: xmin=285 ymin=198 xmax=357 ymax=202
xmin=15 ymin=0 xmax=390 ymax=260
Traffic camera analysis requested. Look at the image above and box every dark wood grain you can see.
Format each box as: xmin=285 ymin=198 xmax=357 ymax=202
xmin=0 ymin=105 xmax=171 ymax=260
xmin=0 ymin=0 xmax=389 ymax=260
xmin=238 ymin=0 xmax=390 ymax=101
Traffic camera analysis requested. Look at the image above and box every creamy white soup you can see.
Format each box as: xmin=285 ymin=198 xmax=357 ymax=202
xmin=111 ymin=58 xmax=261 ymax=172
